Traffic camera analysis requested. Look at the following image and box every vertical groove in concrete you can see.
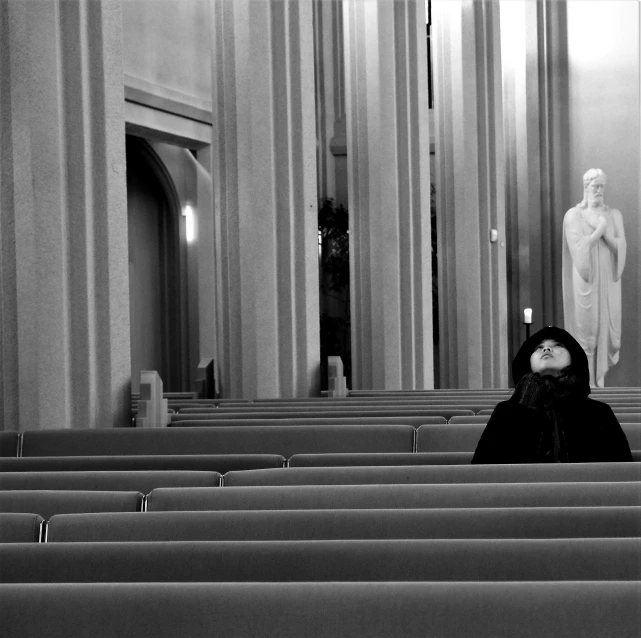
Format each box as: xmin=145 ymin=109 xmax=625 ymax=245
xmin=210 ymin=0 xmax=320 ymax=399
xmin=433 ymin=0 xmax=508 ymax=389
xmin=344 ymin=0 xmax=433 ymax=390
xmin=502 ymin=0 xmax=570 ymax=367
xmin=0 ymin=0 xmax=130 ymax=431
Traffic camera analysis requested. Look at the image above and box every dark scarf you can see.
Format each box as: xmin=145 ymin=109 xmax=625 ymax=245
xmin=511 ymin=370 xmax=585 ymax=462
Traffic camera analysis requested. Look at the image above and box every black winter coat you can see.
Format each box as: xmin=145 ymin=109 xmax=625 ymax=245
xmin=472 ymin=398 xmax=633 ymax=464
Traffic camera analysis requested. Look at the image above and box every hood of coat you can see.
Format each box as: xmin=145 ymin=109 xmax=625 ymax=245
xmin=512 ymin=326 xmax=590 ymax=394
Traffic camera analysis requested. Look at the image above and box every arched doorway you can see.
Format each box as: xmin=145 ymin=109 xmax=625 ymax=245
xmin=126 ymin=135 xmax=186 ymax=392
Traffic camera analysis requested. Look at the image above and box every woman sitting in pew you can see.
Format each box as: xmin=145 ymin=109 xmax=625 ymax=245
xmin=472 ymin=326 xmax=632 ymax=464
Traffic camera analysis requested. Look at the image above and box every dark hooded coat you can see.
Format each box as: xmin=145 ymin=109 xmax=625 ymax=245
xmin=472 ymin=326 xmax=632 ymax=464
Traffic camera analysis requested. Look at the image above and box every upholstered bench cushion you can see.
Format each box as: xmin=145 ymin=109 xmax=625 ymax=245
xmin=0 ymin=490 xmax=142 ymax=519
xmin=449 ymin=415 xmax=491 ymax=424
xmin=174 ymin=409 xmax=470 ymax=420
xmin=1 ymin=582 xmax=640 ymax=637
xmin=0 ymin=454 xmax=284 ymax=473
xmin=147 ymin=481 xmax=641 ymax=511
xmin=288 ymin=452 xmax=474 ymax=466
xmin=3 ymin=538 xmax=641 ymax=583
xmin=47 ymin=506 xmax=641 ymax=542
xmin=224 ymin=462 xmax=641 ymax=485
xmin=0 ymin=471 xmax=221 ymax=492
xmin=22 ymin=425 xmax=414 ymax=457
xmin=170 ymin=415 xmax=454 ymax=426
xmin=0 ymin=432 xmax=19 ymax=457
xmin=0 ymin=513 xmax=43 ymax=543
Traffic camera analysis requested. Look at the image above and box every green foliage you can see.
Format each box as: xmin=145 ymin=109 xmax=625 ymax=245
xmin=318 ymin=198 xmax=350 ymax=292
xmin=318 ymin=198 xmax=351 ymax=387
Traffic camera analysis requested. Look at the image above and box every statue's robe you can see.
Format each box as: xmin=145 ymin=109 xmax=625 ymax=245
xmin=562 ymin=207 xmax=626 ymax=387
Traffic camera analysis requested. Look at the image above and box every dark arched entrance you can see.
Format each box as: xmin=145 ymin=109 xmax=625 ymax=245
xmin=126 ymin=135 xmax=186 ymax=392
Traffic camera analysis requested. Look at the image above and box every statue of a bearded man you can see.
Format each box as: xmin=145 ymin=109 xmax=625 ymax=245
xmin=562 ymin=168 xmax=627 ymax=387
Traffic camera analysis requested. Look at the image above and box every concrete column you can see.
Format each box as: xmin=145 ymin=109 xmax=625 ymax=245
xmin=210 ymin=0 xmax=320 ymax=398
xmin=502 ymin=0 xmax=570 ymax=362
xmin=0 ymin=0 xmax=130 ymax=430
xmin=344 ymin=0 xmax=434 ymax=390
xmin=433 ymin=0 xmax=508 ymax=388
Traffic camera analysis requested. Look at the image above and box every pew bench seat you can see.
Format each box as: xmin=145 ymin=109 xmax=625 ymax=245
xmin=288 ymin=452 xmax=474 ymax=466
xmin=0 ymin=471 xmax=221 ymax=492
xmin=1 ymin=581 xmax=640 ymax=637
xmin=2 ymin=538 xmax=641 ymax=583
xmin=0 ymin=454 xmax=284 ymax=473
xmin=21 ymin=425 xmax=415 ymax=457
xmin=0 ymin=490 xmax=142 ymax=519
xmin=46 ymin=506 xmax=641 ymax=542
xmin=147 ymin=481 xmax=641 ymax=511
xmin=170 ymin=415 xmax=454 ymax=426
xmin=0 ymin=513 xmax=43 ymax=543
xmin=223 ymin=462 xmax=641 ymax=486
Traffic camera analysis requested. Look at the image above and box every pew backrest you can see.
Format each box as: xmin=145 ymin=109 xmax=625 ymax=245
xmin=0 ymin=513 xmax=43 ymax=542
xmin=0 ymin=490 xmax=143 ymax=519
xmin=21 ymin=425 xmax=415 ymax=457
xmin=47 ymin=506 xmax=641 ymax=542
xmin=0 ymin=471 xmax=221 ymax=492
xmin=3 ymin=538 xmax=641 ymax=583
xmin=223 ymin=462 xmax=641 ymax=485
xmin=1 ymin=581 xmax=639 ymax=637
xmin=0 ymin=431 xmax=19 ymax=457
xmin=147 ymin=481 xmax=641 ymax=511
xmin=288 ymin=452 xmax=474 ymax=467
xmin=170 ymin=415 xmax=457 ymax=426
xmin=0 ymin=454 xmax=285 ymax=473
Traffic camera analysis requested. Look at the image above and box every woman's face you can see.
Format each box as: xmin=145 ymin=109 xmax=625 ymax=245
xmin=529 ymin=339 xmax=572 ymax=377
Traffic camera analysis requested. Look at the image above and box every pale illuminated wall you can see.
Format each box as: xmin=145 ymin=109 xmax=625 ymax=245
xmin=566 ymin=0 xmax=640 ymax=386
xmin=122 ymin=0 xmax=212 ymax=112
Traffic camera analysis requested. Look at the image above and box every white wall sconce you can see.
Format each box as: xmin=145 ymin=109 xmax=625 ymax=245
xmin=182 ymin=204 xmax=195 ymax=243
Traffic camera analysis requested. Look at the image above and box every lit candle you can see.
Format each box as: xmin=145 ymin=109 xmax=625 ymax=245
xmin=523 ymin=308 xmax=532 ymax=324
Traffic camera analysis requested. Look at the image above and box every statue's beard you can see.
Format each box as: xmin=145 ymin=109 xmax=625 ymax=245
xmin=588 ymin=195 xmax=603 ymax=208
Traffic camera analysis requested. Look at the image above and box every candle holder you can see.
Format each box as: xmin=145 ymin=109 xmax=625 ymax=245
xmin=523 ymin=308 xmax=533 ymax=341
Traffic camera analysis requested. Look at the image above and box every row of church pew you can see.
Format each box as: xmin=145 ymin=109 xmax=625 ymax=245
xmin=3 ymin=388 xmax=641 ymax=636
xmin=2 ymin=421 xmax=640 ymax=457
xmin=4 ymin=477 xmax=641 ymax=522
xmin=4 ymin=501 xmax=641 ymax=543
xmin=4 ymin=468 xmax=641 ymax=522
xmin=132 ymin=387 xmax=641 ymax=419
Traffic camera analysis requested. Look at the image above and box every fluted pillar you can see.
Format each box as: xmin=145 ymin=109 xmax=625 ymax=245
xmin=344 ymin=0 xmax=433 ymax=390
xmin=501 ymin=0 xmax=569 ymax=362
xmin=210 ymin=0 xmax=320 ymax=398
xmin=433 ymin=0 xmax=508 ymax=388
xmin=0 ymin=0 xmax=130 ymax=430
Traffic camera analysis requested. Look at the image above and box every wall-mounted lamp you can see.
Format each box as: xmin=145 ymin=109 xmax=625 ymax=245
xmin=182 ymin=204 xmax=195 ymax=243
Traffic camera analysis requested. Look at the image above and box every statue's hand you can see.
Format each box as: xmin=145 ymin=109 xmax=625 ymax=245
xmin=602 ymin=220 xmax=616 ymax=243
xmin=584 ymin=212 xmax=603 ymax=230
xmin=587 ymin=214 xmax=608 ymax=243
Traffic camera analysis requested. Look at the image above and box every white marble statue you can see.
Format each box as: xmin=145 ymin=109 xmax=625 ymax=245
xmin=562 ymin=168 xmax=627 ymax=387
